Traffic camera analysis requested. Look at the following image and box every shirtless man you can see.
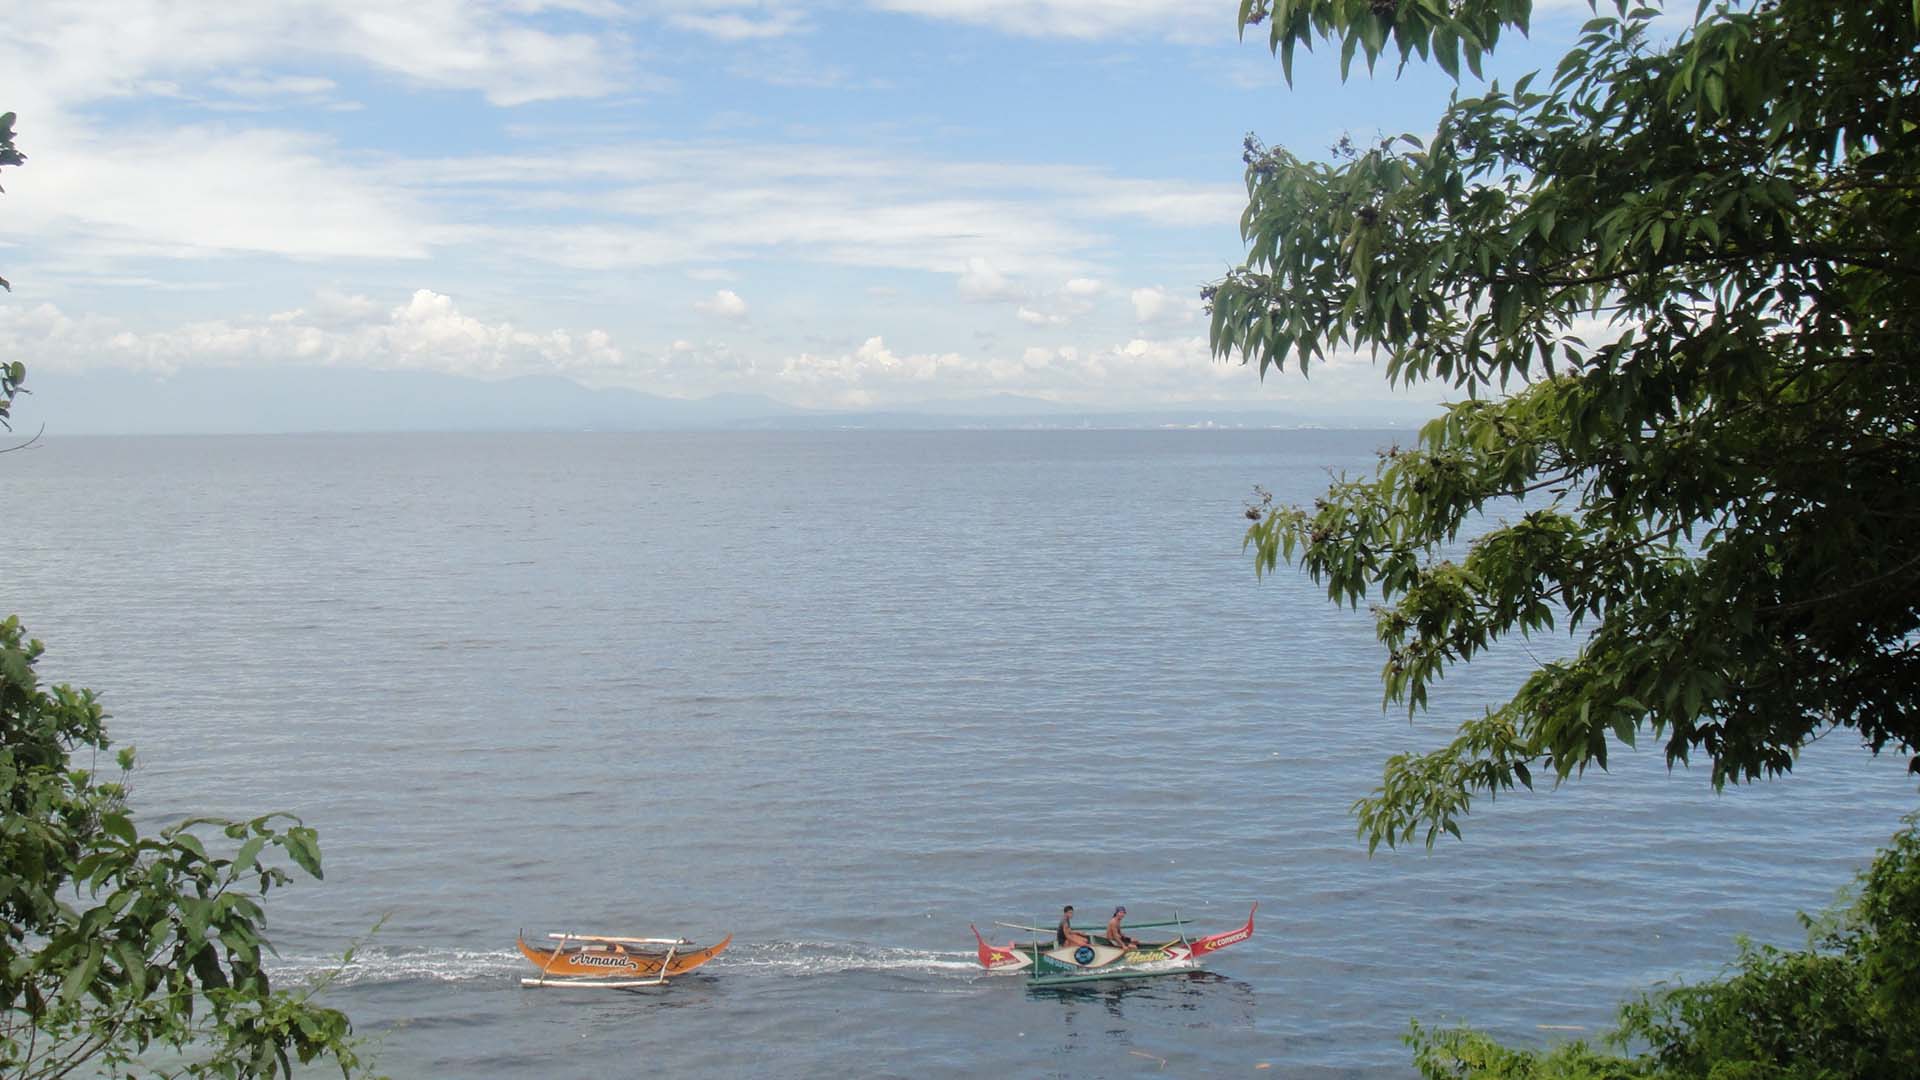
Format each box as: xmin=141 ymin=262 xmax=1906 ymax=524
xmin=1105 ymin=906 xmax=1140 ymax=949
xmin=1056 ymin=905 xmax=1090 ymax=948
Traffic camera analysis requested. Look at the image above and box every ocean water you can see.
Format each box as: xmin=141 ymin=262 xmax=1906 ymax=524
xmin=7 ymin=429 xmax=1915 ymax=1078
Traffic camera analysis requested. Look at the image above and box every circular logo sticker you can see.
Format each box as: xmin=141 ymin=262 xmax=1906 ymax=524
xmin=1073 ymin=945 xmax=1095 ymax=965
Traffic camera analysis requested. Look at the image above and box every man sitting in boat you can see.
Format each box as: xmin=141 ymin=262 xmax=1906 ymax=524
xmin=1105 ymin=906 xmax=1140 ymax=949
xmin=1057 ymin=905 xmax=1090 ymax=948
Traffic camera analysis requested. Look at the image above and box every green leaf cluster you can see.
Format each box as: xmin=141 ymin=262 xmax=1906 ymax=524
xmin=1 ymin=110 xmax=22 ymax=429
xmin=1214 ymin=1 xmax=1920 ymax=849
xmin=1240 ymin=0 xmax=1535 ymax=85
xmin=1 ymin=616 xmax=372 ymax=1078
xmin=1405 ymin=816 xmax=1920 ymax=1079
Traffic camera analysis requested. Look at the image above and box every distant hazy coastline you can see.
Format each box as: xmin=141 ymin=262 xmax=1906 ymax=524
xmin=10 ymin=367 xmax=1433 ymax=435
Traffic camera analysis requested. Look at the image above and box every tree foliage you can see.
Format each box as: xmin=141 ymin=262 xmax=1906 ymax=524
xmin=1213 ymin=0 xmax=1920 ymax=849
xmin=0 ymin=618 xmax=368 ymax=1078
xmin=1406 ymin=816 xmax=1920 ymax=1079
xmin=1 ymin=110 xmax=24 ymax=433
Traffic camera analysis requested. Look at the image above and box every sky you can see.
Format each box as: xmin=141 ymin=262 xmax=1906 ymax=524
xmin=0 ymin=0 xmax=1614 ymax=422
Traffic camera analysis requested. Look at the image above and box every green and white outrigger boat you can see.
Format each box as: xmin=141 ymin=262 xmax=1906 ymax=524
xmin=971 ymin=904 xmax=1256 ymax=987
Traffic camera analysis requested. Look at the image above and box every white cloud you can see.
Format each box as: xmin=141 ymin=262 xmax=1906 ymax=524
xmin=0 ymin=0 xmax=1493 ymax=421
xmin=669 ymin=9 xmax=808 ymax=39
xmin=6 ymin=1 xmax=633 ymax=115
xmin=11 ymin=126 xmax=433 ymax=261
xmin=0 ymin=291 xmax=627 ymax=380
xmin=774 ymin=335 xmax=954 ymax=407
xmin=1081 ymin=179 xmax=1242 ymax=227
xmin=1130 ymin=284 xmax=1200 ymax=325
xmin=1131 ymin=286 xmax=1169 ymax=322
xmin=389 ymin=144 xmax=1227 ymax=274
xmin=934 ymin=161 xmax=1243 ymax=228
xmin=207 ymin=73 xmax=339 ymax=97
xmin=0 ymin=290 xmax=1446 ymax=412
xmin=765 ymin=331 xmax=1252 ymax=408
xmin=695 ymin=288 xmax=750 ymax=318
xmin=272 ymin=289 xmax=384 ymax=330
xmin=12 ymin=124 xmax=432 ymax=261
xmin=957 ymin=257 xmax=1022 ymax=301
xmin=1011 ymin=276 xmax=1105 ymax=326
xmin=194 ymin=71 xmax=358 ymax=114
xmin=868 ymin=0 xmax=1228 ymax=40
xmin=486 ymin=194 xmax=1094 ymax=283
xmin=20 ymin=125 xmax=1216 ymax=282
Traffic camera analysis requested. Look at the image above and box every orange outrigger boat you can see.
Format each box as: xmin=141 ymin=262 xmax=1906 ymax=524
xmin=516 ymin=931 xmax=732 ymax=989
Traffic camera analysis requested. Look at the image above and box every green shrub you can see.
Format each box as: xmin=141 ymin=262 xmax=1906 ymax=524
xmin=1409 ymin=818 xmax=1920 ymax=1080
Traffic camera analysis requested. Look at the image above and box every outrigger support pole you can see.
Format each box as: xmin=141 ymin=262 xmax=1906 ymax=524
xmin=1033 ymin=914 xmax=1049 ymax=979
xmin=539 ymin=930 xmax=575 ymax=988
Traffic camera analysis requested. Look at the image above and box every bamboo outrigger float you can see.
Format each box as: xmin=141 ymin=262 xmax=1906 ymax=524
xmin=516 ymin=931 xmax=732 ymax=989
xmin=970 ymin=904 xmax=1256 ymax=987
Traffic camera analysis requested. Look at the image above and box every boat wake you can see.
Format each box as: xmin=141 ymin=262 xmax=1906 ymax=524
xmin=269 ymin=940 xmax=981 ymax=989
xmin=272 ymin=946 xmax=525 ymax=988
xmin=722 ymin=940 xmax=980 ymax=978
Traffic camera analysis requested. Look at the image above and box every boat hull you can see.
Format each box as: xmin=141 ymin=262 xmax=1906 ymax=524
xmin=1026 ymin=956 xmax=1198 ymax=988
xmin=516 ymin=934 xmax=731 ymax=987
xmin=971 ymin=904 xmax=1256 ymax=979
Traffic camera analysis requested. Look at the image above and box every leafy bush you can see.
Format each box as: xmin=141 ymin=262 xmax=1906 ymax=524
xmin=1408 ymin=818 xmax=1920 ymax=1080
xmin=1 ymin=616 xmax=370 ymax=1078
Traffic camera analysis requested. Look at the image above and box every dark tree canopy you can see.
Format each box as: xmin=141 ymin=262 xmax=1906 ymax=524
xmin=1212 ymin=1 xmax=1920 ymax=848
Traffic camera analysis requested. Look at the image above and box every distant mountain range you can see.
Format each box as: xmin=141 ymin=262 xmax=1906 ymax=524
xmin=5 ymin=367 xmax=1431 ymax=435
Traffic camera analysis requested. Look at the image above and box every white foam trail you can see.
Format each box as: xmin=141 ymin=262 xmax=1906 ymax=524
xmin=713 ymin=941 xmax=980 ymax=977
xmin=268 ymin=941 xmax=983 ymax=988
xmin=271 ymin=946 xmax=524 ymax=988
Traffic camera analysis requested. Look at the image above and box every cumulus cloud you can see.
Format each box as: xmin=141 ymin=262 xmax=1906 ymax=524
xmin=1130 ymin=285 xmax=1200 ymax=325
xmin=1130 ymin=286 xmax=1169 ymax=322
xmin=773 ymin=336 xmax=956 ymax=407
xmin=765 ymin=331 xmax=1255 ymax=409
xmin=957 ymin=257 xmax=1022 ymax=301
xmin=1018 ymin=336 xmax=1229 ymax=386
xmin=1012 ymin=276 xmax=1107 ymax=327
xmin=0 ymin=289 xmax=1442 ymax=412
xmin=695 ymin=288 xmax=750 ymax=318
